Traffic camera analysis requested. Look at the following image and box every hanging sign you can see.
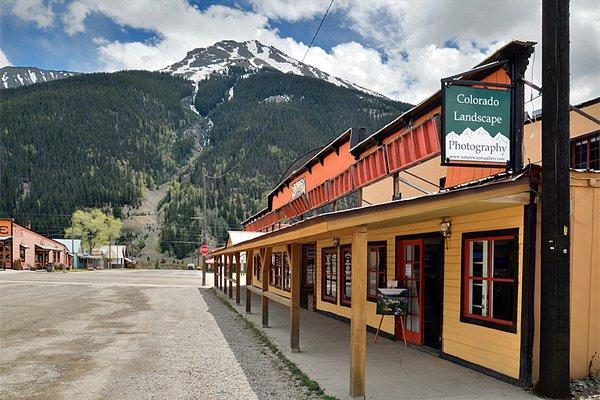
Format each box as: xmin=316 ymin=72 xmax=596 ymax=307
xmin=442 ymin=84 xmax=511 ymax=166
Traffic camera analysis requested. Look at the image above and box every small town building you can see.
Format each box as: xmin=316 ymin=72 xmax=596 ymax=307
xmin=210 ymin=41 xmax=600 ymax=398
xmin=53 ymin=238 xmax=85 ymax=269
xmin=0 ymin=219 xmax=69 ymax=269
xmin=93 ymin=245 xmax=129 ymax=268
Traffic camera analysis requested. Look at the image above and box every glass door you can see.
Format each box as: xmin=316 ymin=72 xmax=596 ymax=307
xmin=396 ymin=239 xmax=424 ymax=345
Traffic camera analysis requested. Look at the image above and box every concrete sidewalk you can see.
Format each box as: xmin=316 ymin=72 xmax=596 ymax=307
xmin=216 ymin=283 xmax=538 ymax=400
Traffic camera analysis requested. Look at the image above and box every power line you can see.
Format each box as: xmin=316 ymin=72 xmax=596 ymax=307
xmin=205 ymin=0 xmax=336 ymax=180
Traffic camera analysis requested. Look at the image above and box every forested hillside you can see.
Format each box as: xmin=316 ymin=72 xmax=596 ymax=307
xmin=0 ymin=71 xmax=196 ymax=236
xmin=158 ymin=67 xmax=411 ymax=257
xmin=0 ymin=64 xmax=411 ymax=259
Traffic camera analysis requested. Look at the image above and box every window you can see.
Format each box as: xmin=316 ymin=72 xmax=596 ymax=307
xmin=367 ymin=242 xmax=387 ymax=301
xmin=340 ymin=245 xmax=352 ymax=306
xmin=0 ymin=241 xmax=11 ymax=268
xmin=270 ymin=252 xmax=283 ymax=288
xmin=571 ymin=131 xmax=600 ymax=170
xmin=462 ymin=230 xmax=518 ymax=331
xmin=302 ymin=244 xmax=315 ymax=289
xmin=283 ymin=253 xmax=291 ymax=291
xmin=321 ymin=247 xmax=338 ymax=303
xmin=20 ymin=245 xmax=26 ymax=262
xmin=253 ymin=253 xmax=261 ymax=281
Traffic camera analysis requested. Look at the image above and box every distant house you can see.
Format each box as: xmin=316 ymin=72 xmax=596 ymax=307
xmin=93 ymin=245 xmax=129 ymax=268
xmin=53 ymin=239 xmax=85 ymax=269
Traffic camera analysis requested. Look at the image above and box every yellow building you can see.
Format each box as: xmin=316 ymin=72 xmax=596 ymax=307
xmin=212 ymin=41 xmax=600 ymax=398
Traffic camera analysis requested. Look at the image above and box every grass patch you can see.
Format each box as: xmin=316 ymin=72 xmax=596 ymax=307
xmin=211 ymin=288 xmax=339 ymax=400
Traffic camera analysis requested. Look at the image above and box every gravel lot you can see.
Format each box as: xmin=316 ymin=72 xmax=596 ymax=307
xmin=0 ymin=270 xmax=322 ymax=400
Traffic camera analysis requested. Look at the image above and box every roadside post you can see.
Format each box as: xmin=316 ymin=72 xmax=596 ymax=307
xmin=200 ymin=244 xmax=208 ymax=286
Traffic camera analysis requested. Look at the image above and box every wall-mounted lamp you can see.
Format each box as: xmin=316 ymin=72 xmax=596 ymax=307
xmin=332 ymin=237 xmax=340 ymax=248
xmin=439 ymin=217 xmax=451 ymax=239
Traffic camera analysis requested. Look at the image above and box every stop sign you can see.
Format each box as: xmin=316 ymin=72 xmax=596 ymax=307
xmin=200 ymin=244 xmax=209 ymax=256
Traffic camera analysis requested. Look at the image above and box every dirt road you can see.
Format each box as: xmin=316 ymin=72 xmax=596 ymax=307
xmin=0 ymin=270 xmax=315 ymax=400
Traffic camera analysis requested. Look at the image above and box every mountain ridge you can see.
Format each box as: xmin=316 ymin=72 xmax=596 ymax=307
xmin=1 ymin=66 xmax=80 ymax=89
xmin=161 ymin=39 xmax=387 ymax=100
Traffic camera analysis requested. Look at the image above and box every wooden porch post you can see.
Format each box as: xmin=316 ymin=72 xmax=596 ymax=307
xmin=215 ymin=256 xmax=218 ymax=288
xmin=246 ymin=250 xmax=253 ymax=314
xmin=261 ymin=247 xmax=272 ymax=327
xmin=350 ymin=226 xmax=367 ymax=398
xmin=228 ymin=253 xmax=234 ymax=299
xmin=235 ymin=252 xmax=241 ymax=305
xmin=288 ymin=243 xmax=301 ymax=353
xmin=221 ymin=255 xmax=226 ymax=293
xmin=222 ymin=254 xmax=226 ymax=293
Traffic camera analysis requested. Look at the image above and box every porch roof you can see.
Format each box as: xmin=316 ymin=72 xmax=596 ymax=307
xmin=212 ymin=166 xmax=539 ymax=255
xmin=35 ymin=244 xmax=60 ymax=251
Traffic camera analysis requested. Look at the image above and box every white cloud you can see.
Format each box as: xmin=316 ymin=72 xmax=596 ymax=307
xmin=61 ymin=0 xmax=270 ymax=71
xmin=51 ymin=0 xmax=599 ymax=105
xmin=252 ymin=0 xmax=599 ymax=105
xmin=248 ymin=0 xmax=328 ymax=22
xmin=6 ymin=0 xmax=55 ymax=28
xmin=0 ymin=49 xmax=12 ymax=67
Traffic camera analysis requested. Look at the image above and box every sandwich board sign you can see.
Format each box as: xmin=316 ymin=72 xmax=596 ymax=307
xmin=441 ymin=84 xmax=512 ymax=166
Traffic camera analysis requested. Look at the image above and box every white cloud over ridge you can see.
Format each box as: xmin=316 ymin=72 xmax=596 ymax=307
xmin=6 ymin=0 xmax=599 ymax=106
xmin=0 ymin=49 xmax=12 ymax=67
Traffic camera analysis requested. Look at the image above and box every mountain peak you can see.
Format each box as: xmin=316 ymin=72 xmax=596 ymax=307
xmin=161 ymin=39 xmax=385 ymax=98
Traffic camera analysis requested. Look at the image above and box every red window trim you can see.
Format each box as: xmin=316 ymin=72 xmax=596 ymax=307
xmin=570 ymin=130 xmax=600 ymax=169
xmin=321 ymin=247 xmax=338 ymax=304
xmin=461 ymin=229 xmax=519 ymax=333
xmin=339 ymin=244 xmax=352 ymax=307
xmin=367 ymin=241 xmax=387 ymax=302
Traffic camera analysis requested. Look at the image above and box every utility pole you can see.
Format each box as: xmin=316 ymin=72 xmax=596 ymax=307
xmin=539 ymin=0 xmax=571 ymax=398
xmin=201 ymin=163 xmax=208 ymax=286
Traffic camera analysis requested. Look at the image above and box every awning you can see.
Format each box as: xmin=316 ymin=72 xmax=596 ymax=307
xmin=35 ymin=244 xmax=59 ymax=251
xmin=212 ymin=166 xmax=540 ymax=256
xmin=0 ymin=236 xmax=12 ymax=241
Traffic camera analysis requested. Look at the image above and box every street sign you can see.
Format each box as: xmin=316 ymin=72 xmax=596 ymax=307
xmin=200 ymin=244 xmax=209 ymax=256
xmin=441 ymin=84 xmax=511 ymax=166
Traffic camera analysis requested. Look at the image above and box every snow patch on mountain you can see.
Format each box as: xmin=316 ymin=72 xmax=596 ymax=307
xmin=0 ymin=66 xmax=79 ymax=89
xmin=160 ymin=40 xmax=386 ymax=99
xmin=263 ymin=94 xmax=292 ymax=104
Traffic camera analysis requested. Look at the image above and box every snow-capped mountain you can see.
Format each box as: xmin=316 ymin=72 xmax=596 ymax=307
xmin=1 ymin=66 xmax=79 ymax=89
xmin=161 ymin=40 xmax=384 ymax=98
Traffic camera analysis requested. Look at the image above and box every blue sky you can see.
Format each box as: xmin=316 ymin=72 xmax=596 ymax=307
xmin=1 ymin=0 xmax=598 ymax=104
xmin=0 ymin=1 xmax=363 ymax=71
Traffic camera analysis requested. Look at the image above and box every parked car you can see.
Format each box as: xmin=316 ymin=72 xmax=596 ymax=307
xmin=187 ymin=263 xmax=195 ymax=270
